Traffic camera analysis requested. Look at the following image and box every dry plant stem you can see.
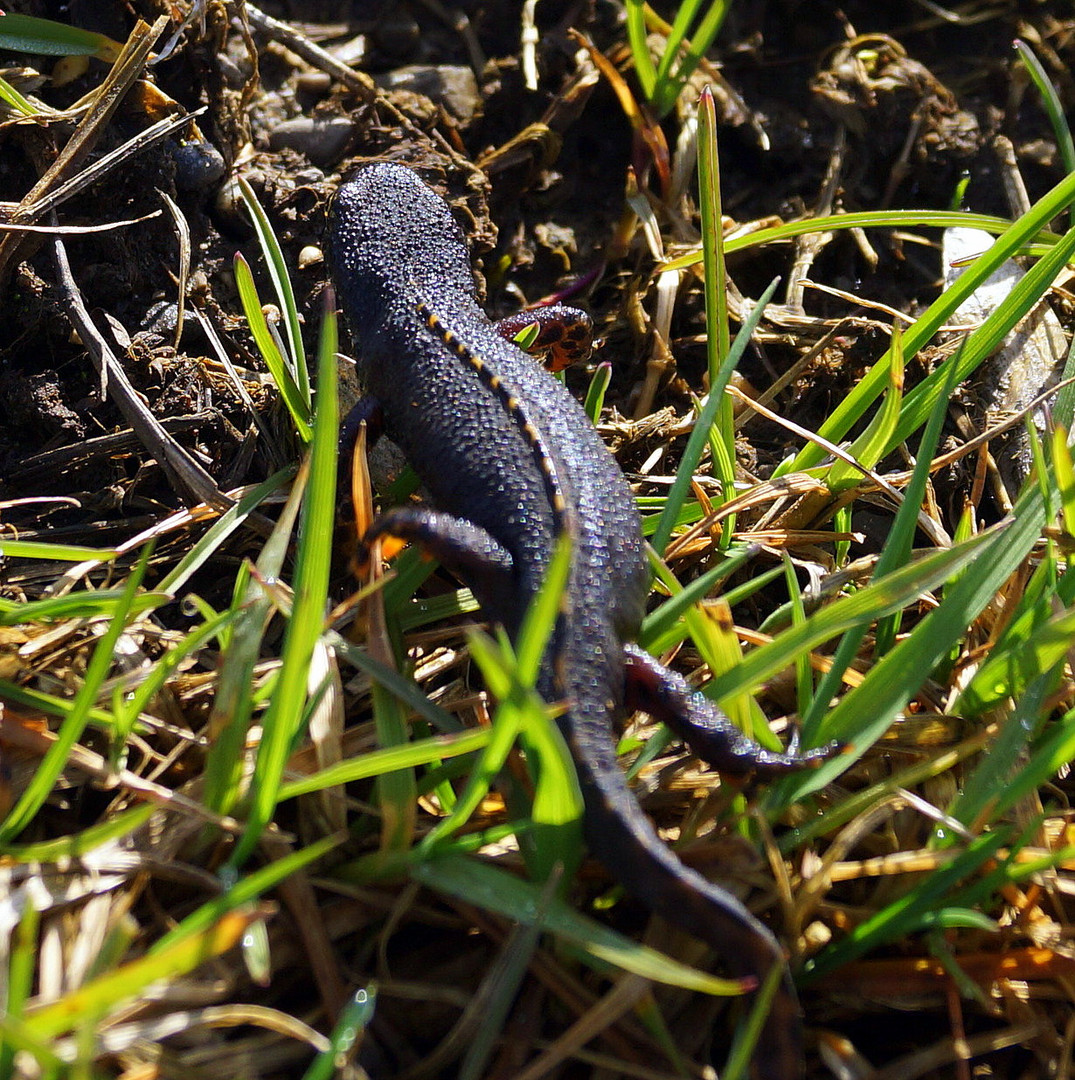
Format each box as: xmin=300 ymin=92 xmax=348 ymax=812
xmin=24 ymin=111 xmax=204 ymax=224
xmin=507 ymin=974 xmax=655 ymax=1080
xmin=731 ymin=371 xmax=1075 ymax=522
xmin=458 ymin=905 xmax=649 ymax=1064
xmin=259 ymin=833 xmax=349 ymax=1019
xmin=0 ymin=211 xmax=161 ymax=234
xmin=394 ymin=917 xmax=553 ymax=1080
xmin=881 ymin=113 xmax=924 ymax=209
xmin=733 ymin=319 xmax=863 ymax=432
xmin=9 ymin=415 xmax=211 ymax=485
xmin=992 ymin=134 xmax=1033 ymax=217
xmin=703 ymin=272 xmax=870 ymax=341
xmin=51 ymin=233 xmax=228 ymax=509
xmin=0 ymin=15 xmax=169 ymax=283
xmin=798 ymin=280 xmax=973 ymax=330
xmin=0 ymin=713 xmax=242 ymax=832
xmin=520 ymin=0 xmax=539 ymax=90
xmin=784 ymin=126 xmax=845 ymax=314
xmin=93 ymin=1005 xmax=332 ymax=1058
xmin=192 ymin=306 xmax=286 ymax=472
xmin=48 ymin=478 xmax=278 ymax=597
xmin=245 ymin=2 xmax=376 ymax=102
xmin=722 ymin=385 xmax=906 ymax=498
xmin=664 ymin=386 xmax=955 ymax=557
xmin=245 ymin=2 xmax=476 ymax=177
xmin=872 ymin=1021 xmax=1045 ymax=1080
xmin=898 ymin=374 xmax=1075 ymax=481
xmin=415 ymin=0 xmax=487 ymax=74
xmin=159 ymin=190 xmax=192 ymax=351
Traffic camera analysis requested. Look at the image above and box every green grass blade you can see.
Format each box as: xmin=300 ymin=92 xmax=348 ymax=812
xmin=420 ymin=536 xmax=580 ymax=873
xmin=0 ymin=589 xmax=164 ymax=625
xmin=956 ymin=605 xmax=1075 ymax=717
xmin=947 ymin=674 xmax=1057 ymax=832
xmin=23 ymin=910 xmax=246 ymax=1041
xmin=723 ymin=961 xmax=783 ymax=1080
xmin=653 ymin=0 xmax=705 ymax=86
xmin=0 ymin=1015 xmax=65 ymax=1075
xmin=625 ymin=0 xmax=656 ymax=100
xmin=775 ymin=482 xmax=1047 ymax=806
xmin=301 ymin=986 xmax=377 ymax=1080
xmin=0 ymin=681 xmax=115 ymax=733
xmin=423 ymin=682 xmax=524 ymax=850
xmin=236 ymin=176 xmax=310 ymax=402
xmin=783 ymin=168 xmax=1075 ymax=474
xmin=651 ymin=0 xmax=706 ymax=113
xmin=458 ymin=894 xmax=548 ymax=1080
xmin=583 ymin=360 xmax=611 ymax=423
xmin=515 ymin=530 xmax=572 ymax=682
xmin=973 ymin=706 xmax=1075 ymax=828
xmin=704 ymin=530 xmax=995 ymax=720
xmin=0 ymin=73 xmax=40 ymax=115
xmin=800 ymin=830 xmax=1010 ymax=983
xmin=1015 ymin=40 xmax=1075 ymax=177
xmin=371 ymin=676 xmax=416 ymax=852
xmin=1054 ymin=424 xmax=1075 ymax=539
xmin=661 ymin=209 xmax=1054 ymax=273
xmin=280 ymin=728 xmax=489 ymax=801
xmin=0 ymin=803 xmax=156 ymax=860
xmin=0 ymin=901 xmax=41 ymax=1072
xmin=156 ymin=467 xmax=294 ymax=596
xmin=651 ymin=278 xmax=779 ymax=555
xmin=0 ymin=544 xmax=151 ymax=843
xmin=202 ymin=497 xmax=302 ymax=816
xmin=329 ymin=633 xmax=463 ymax=734
xmin=234 ymin=252 xmax=312 ymax=440
xmin=827 ymin=326 xmax=904 ymax=490
xmin=697 ymin=85 xmax=737 ymax=540
xmin=228 ymin=296 xmax=338 ymax=867
xmin=697 ymin=85 xmax=731 ymax=394
xmin=116 ymin=608 xmax=237 ymax=744
xmin=0 ymin=12 xmax=120 ymax=58
xmin=880 ymin=217 xmax=1075 ymax=456
xmin=803 ymin=341 xmax=963 ymax=728
xmin=156 ymin=834 xmax=340 ymax=955
xmin=412 ymin=854 xmax=746 ymax=995
xmin=641 ymin=544 xmax=757 ymax=651
xmin=654 ymin=1 xmax=732 ymax=116
xmin=0 ymin=540 xmax=118 ymax=561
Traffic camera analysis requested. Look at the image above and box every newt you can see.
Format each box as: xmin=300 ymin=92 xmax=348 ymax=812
xmin=330 ymin=162 xmax=831 ymax=1078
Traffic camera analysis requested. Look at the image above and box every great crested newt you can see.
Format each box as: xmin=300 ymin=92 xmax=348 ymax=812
xmin=330 ymin=162 xmax=832 ymax=1079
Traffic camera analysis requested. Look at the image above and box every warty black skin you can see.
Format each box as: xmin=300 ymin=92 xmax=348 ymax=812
xmin=331 ymin=162 xmax=826 ymax=1079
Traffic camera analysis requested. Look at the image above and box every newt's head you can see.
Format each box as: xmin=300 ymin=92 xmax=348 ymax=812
xmin=330 ymin=163 xmax=476 ymax=340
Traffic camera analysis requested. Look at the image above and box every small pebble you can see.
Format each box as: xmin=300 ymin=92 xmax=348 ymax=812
xmin=267 ymin=116 xmax=354 ymax=165
xmin=298 ymin=245 xmax=323 ymax=270
xmin=172 ymin=140 xmax=227 ymax=192
xmin=374 ymin=65 xmax=480 ymax=123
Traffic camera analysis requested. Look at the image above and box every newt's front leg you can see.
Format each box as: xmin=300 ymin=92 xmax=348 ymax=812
xmin=495 ymin=302 xmax=594 ymax=372
xmin=360 ymin=507 xmax=517 ymax=620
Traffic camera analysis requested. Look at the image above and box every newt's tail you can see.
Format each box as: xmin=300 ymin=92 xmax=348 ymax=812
xmin=565 ymin=708 xmax=805 ymax=1080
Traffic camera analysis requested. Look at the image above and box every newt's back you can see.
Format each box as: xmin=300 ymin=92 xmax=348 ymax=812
xmin=331 ymin=163 xmax=647 ymax=642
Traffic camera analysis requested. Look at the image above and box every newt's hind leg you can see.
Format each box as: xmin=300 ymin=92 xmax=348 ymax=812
xmin=361 ymin=507 xmax=516 ymax=617
xmin=622 ymin=643 xmax=837 ymax=779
